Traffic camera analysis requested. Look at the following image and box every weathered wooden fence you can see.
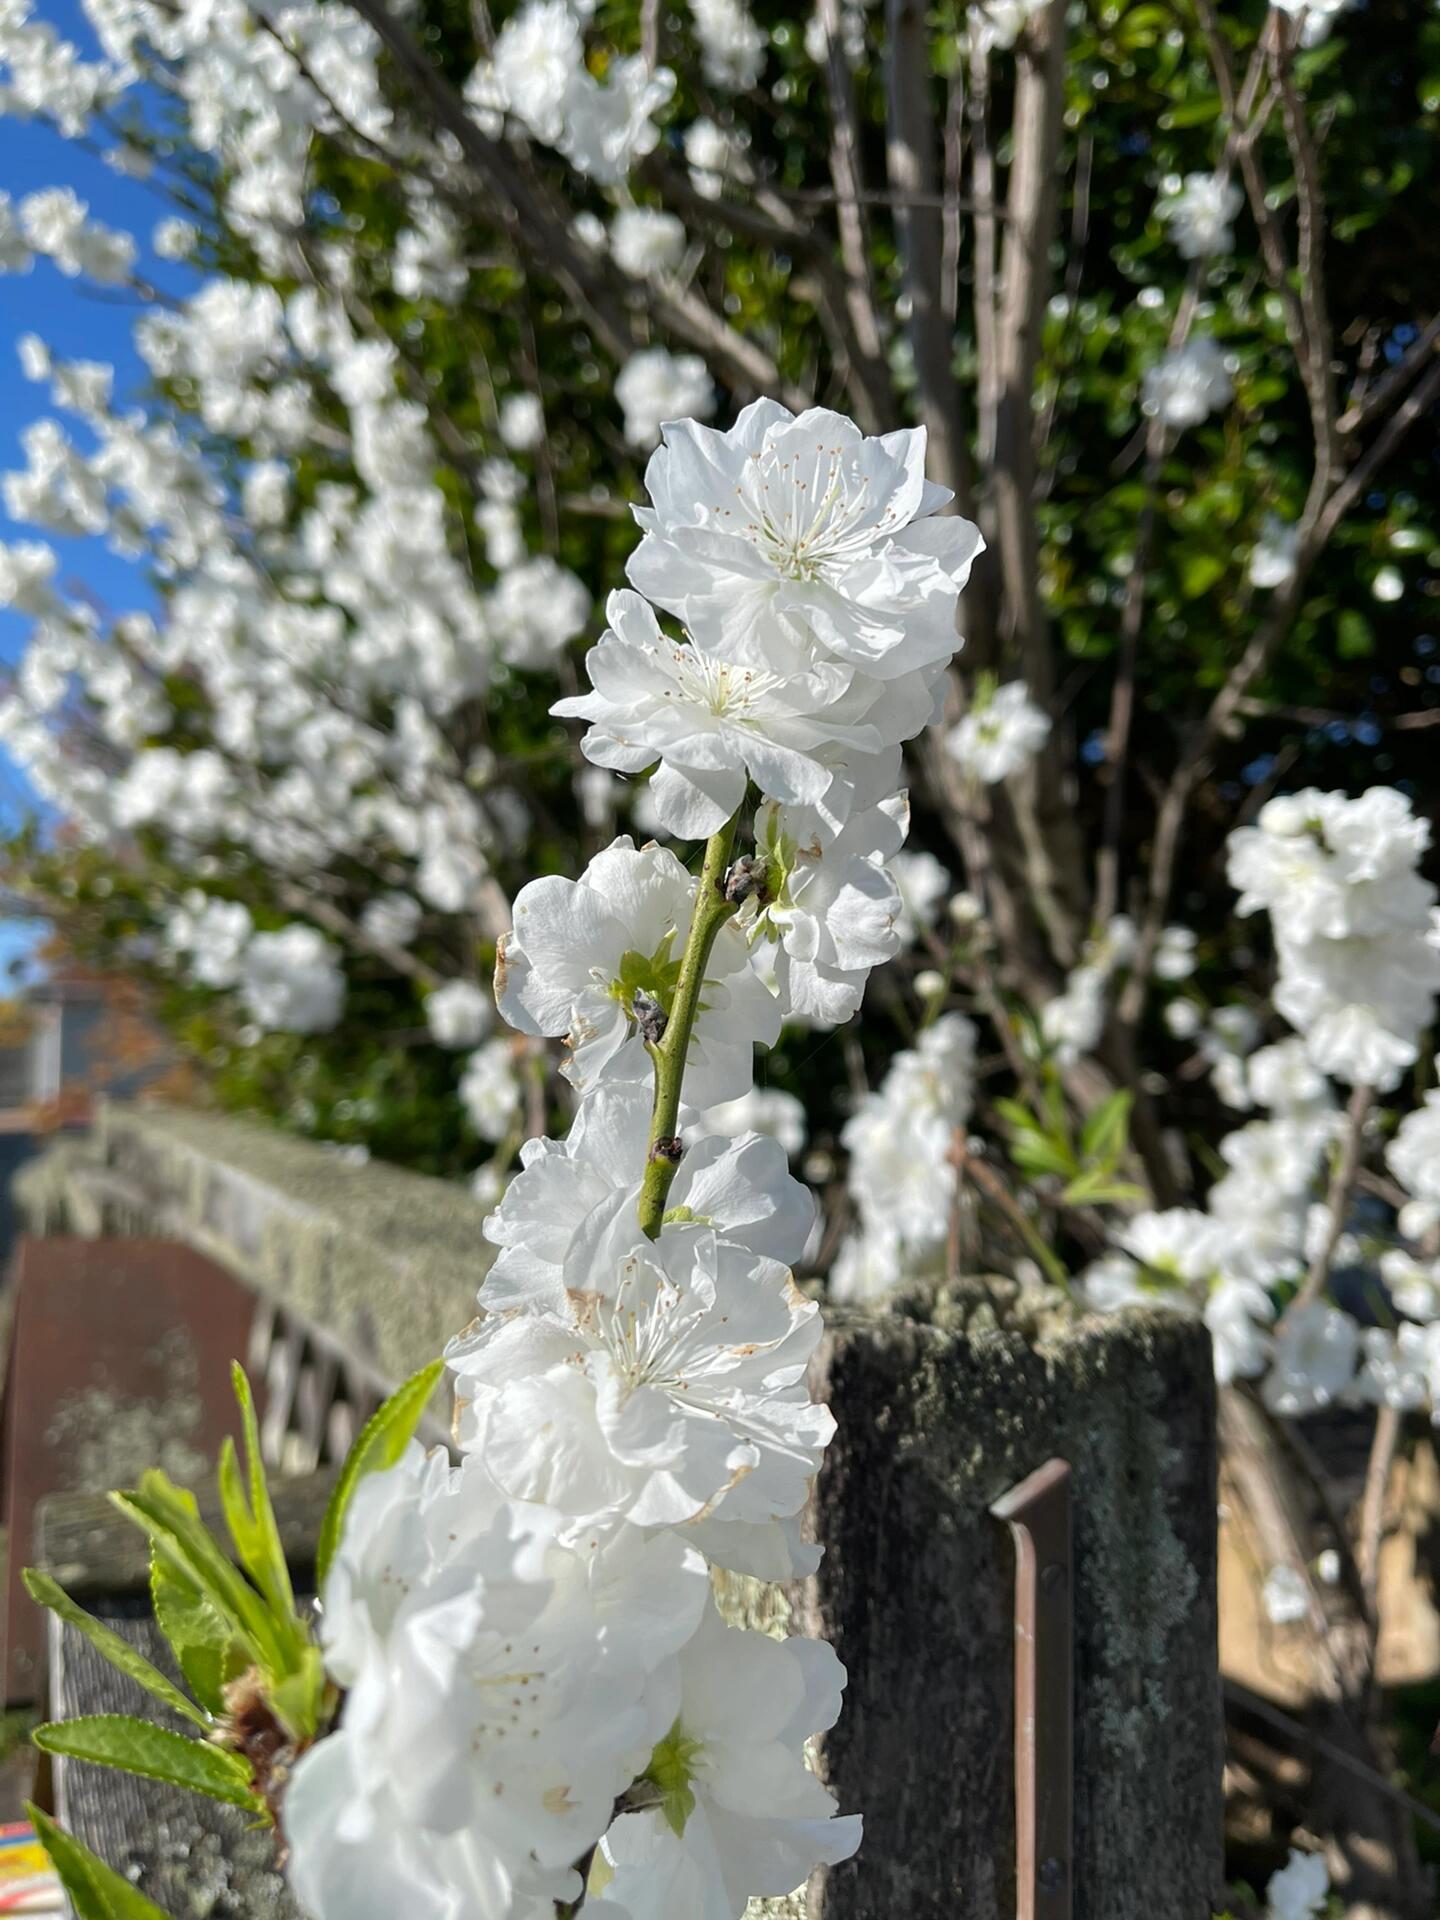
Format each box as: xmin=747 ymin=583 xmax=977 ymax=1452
xmin=4 ymin=1102 xmax=1225 ymax=1918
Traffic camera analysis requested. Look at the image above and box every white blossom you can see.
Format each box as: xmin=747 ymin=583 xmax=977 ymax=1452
xmin=498 ymin=391 xmax=545 ymax=451
xmin=945 ymin=680 xmax=1050 ymax=784
xmin=754 ymin=793 xmax=907 ymax=1025
xmin=1249 ymin=514 xmax=1300 ymax=590
xmin=1153 ymin=925 xmax=1198 ymax=982
xmin=359 ymin=891 xmax=421 ymax=950
xmin=967 ymin=0 xmax=1048 ymax=53
xmin=449 ymin=1217 xmax=833 ymax=1578
xmin=478 ymin=1080 xmax=813 ymax=1314
xmin=839 ymin=1014 xmax=977 ymax=1282
xmin=1155 ymin=172 xmax=1243 ymax=260
xmin=1262 ymin=1302 xmax=1359 ymax=1416
xmin=615 ymin=348 xmax=717 ymax=448
xmin=425 ymin=979 xmax=494 ymax=1049
xmin=496 ymin=836 xmax=781 ymax=1104
xmin=1270 ymin=0 xmax=1355 ymax=49
xmin=239 ymin=924 xmax=345 ymax=1033
xmin=1260 ymin=1565 xmax=1310 ymax=1627
xmin=1355 ymin=1324 xmax=1432 ymax=1412
xmin=553 ymin=589 xmax=880 ymax=839
xmin=602 ymin=1600 xmax=861 ymax=1920
xmin=690 ymin=0 xmax=768 ymax=89
xmin=889 ymin=848 xmax=949 ymax=943
xmin=1265 ymin=1846 xmax=1330 ymax=1920
xmin=690 ymin=1087 xmax=807 ymax=1158
xmin=164 ymin=893 xmax=253 ymax=989
xmin=611 ymin=206 xmax=686 ymax=279
xmin=460 ymin=1037 xmax=524 ymax=1142
xmin=286 ymin=1444 xmax=707 ymax=1911
xmin=628 ymin=401 xmax=984 ymax=684
xmin=684 ymin=118 xmax=747 ymax=198
xmin=1142 ymin=336 xmax=1233 ymax=429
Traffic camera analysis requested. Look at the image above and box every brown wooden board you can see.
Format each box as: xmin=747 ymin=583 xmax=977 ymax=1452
xmin=2 ymin=1237 xmax=259 ymax=1703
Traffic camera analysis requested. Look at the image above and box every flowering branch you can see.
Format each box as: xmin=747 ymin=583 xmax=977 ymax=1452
xmin=636 ymin=815 xmax=741 ymax=1238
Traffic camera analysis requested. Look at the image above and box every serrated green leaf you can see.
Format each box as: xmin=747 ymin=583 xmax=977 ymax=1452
xmin=31 ymin=1715 xmax=262 ymax=1812
xmin=26 ymin=1805 xmax=177 ymax=1919
xmin=1010 ymin=1137 xmax=1079 ymax=1181
xmin=111 ymin=1473 xmax=280 ymax=1676
xmin=1080 ymin=1090 xmax=1132 ymax=1168
xmin=993 ymin=1097 xmax=1040 ymax=1135
xmin=22 ymin=1569 xmax=209 ymax=1730
xmin=1061 ymin=1170 xmax=1148 ymax=1207
xmin=227 ymin=1365 xmax=296 ymax=1622
xmin=268 ymin=1643 xmax=329 ymax=1745
xmin=316 ymin=1358 xmax=444 ymax=1588
xmin=150 ymin=1541 xmax=244 ymax=1717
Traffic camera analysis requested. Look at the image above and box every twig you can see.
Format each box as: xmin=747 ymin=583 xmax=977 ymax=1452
xmin=1357 ymin=1404 xmax=1401 ymax=1622
xmin=1093 ymin=443 xmax=1162 ymax=929
xmin=1222 ymin=1679 xmax=1440 ymax=1839
xmin=1337 ymin=311 xmax=1440 ymax=438
xmin=1295 ymin=1083 xmax=1375 ymax=1311
xmin=815 ymin=0 xmax=887 ymax=395
xmin=883 ymin=0 xmax=975 ymax=511
xmin=950 ymin=1135 xmax=1067 ymax=1286
xmin=276 ymin=883 xmax=443 ymax=990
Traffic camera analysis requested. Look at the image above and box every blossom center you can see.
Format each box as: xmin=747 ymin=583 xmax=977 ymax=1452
xmin=708 ymin=441 xmax=902 ymax=582
xmin=670 ymin=646 xmax=784 ymax=717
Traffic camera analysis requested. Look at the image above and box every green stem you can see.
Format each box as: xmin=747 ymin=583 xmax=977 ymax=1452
xmin=636 ymin=815 xmax=741 ymax=1238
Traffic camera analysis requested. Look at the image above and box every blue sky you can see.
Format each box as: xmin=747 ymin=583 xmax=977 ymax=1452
xmin=0 ymin=3 xmax=181 ymax=968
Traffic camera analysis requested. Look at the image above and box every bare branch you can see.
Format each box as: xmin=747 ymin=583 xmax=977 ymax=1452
xmin=1295 ymin=1082 xmax=1375 ymax=1312
xmin=883 ymin=0 xmax=974 ymax=510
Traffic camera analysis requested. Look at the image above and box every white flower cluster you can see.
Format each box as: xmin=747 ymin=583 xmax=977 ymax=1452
xmin=1155 ymin=172 xmax=1243 ymax=260
xmin=944 ymin=678 xmax=1050 ymax=785
xmin=288 ymin=405 xmax=978 ymax=1915
xmin=1228 ymin=787 xmax=1440 ymax=1092
xmin=830 ymin=1014 xmax=978 ymax=1301
xmin=1085 ymin=788 xmax=1440 ymax=1427
xmin=1041 ymin=914 xmax=1138 ymax=1065
xmin=469 ymin=0 xmax=675 ymax=182
xmin=1142 ymin=335 xmax=1233 ymax=430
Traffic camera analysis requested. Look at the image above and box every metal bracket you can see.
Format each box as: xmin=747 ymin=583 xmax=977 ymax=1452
xmin=990 ymin=1458 xmax=1074 ymax=1920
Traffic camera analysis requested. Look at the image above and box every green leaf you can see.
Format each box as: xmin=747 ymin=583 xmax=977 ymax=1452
xmin=268 ymin=1643 xmax=329 ymax=1745
xmin=225 ymin=1365 xmax=296 ymax=1622
xmin=31 ymin=1716 xmax=263 ymax=1812
xmin=1178 ymin=551 xmax=1225 ymax=600
xmin=1009 ymin=1136 xmax=1079 ymax=1181
xmin=150 ymin=1543 xmax=244 ymax=1718
xmin=1080 ymin=1091 xmax=1132 ymax=1168
xmin=1337 ymin=608 xmax=1374 ymax=659
xmin=21 ymin=1570 xmax=210 ymax=1730
xmin=993 ymin=1097 xmax=1040 ymax=1135
xmin=1061 ymin=1170 xmax=1148 ymax=1207
xmin=316 ymin=1358 xmax=443 ymax=1588
xmin=26 ymin=1805 xmax=178 ymax=1920
xmin=111 ymin=1473 xmax=281 ymax=1676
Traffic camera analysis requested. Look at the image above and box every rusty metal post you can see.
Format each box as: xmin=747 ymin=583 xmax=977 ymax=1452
xmin=991 ymin=1456 xmax=1073 ymax=1920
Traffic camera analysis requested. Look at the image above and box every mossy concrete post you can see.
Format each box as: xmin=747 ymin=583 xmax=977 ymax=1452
xmin=791 ymin=1286 xmax=1224 ymax=1920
